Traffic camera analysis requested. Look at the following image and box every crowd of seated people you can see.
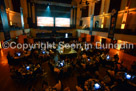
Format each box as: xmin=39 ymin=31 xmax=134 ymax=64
xmin=75 ymin=45 xmax=136 ymax=91
xmin=10 ymin=63 xmax=42 ymax=82
xmin=6 ymin=40 xmax=136 ymax=91
xmin=46 ymin=42 xmax=135 ymax=90
xmin=7 ymin=48 xmax=52 ymax=83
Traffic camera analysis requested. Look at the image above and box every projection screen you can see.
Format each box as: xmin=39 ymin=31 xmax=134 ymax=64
xmin=55 ymin=18 xmax=70 ymax=27
xmin=37 ymin=17 xmax=54 ymax=27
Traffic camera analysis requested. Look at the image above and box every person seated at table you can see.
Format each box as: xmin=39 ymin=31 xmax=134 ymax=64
xmin=95 ymin=56 xmax=100 ymax=63
xmin=85 ymin=71 xmax=92 ymax=80
xmin=81 ymin=58 xmax=87 ymax=64
xmin=96 ymin=51 xmax=101 ymax=56
xmin=33 ymin=50 xmax=39 ymax=59
xmin=15 ymin=70 xmax=22 ymax=78
xmin=76 ymin=59 xmax=82 ymax=67
xmin=9 ymin=66 xmax=16 ymax=72
xmin=100 ymin=52 xmax=106 ymax=60
xmin=64 ymin=87 xmax=70 ymax=91
xmin=14 ymin=52 xmax=20 ymax=57
xmin=76 ymin=85 xmax=83 ymax=91
xmin=23 ymin=49 xmax=27 ymax=54
xmin=110 ymin=79 xmax=123 ymax=91
xmin=35 ymin=64 xmax=42 ymax=74
xmin=64 ymin=57 xmax=68 ymax=62
xmin=65 ymin=58 xmax=70 ymax=64
xmin=92 ymin=55 xmax=96 ymax=61
xmin=42 ymin=80 xmax=49 ymax=91
xmin=131 ymin=61 xmax=136 ymax=74
xmin=28 ymin=85 xmax=36 ymax=91
xmin=82 ymin=53 xmax=87 ymax=59
xmin=114 ymin=54 xmax=119 ymax=63
xmin=118 ymin=61 xmax=128 ymax=72
xmin=102 ymin=70 xmax=115 ymax=85
xmin=36 ymin=64 xmax=41 ymax=68
xmin=7 ymin=52 xmax=15 ymax=64
xmin=54 ymin=66 xmax=60 ymax=73
xmin=53 ymin=80 xmax=62 ymax=91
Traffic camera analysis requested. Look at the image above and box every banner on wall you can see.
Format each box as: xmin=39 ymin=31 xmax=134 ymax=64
xmin=90 ymin=15 xmax=94 ymax=35
xmin=108 ymin=9 xmax=118 ymax=39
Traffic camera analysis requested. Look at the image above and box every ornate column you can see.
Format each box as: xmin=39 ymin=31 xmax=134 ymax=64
xmin=76 ymin=4 xmax=82 ymax=28
xmin=0 ymin=0 xmax=10 ymax=40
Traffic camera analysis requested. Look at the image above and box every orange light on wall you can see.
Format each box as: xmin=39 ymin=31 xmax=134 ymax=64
xmin=78 ymin=37 xmax=82 ymax=42
xmin=0 ymin=50 xmax=8 ymax=65
xmin=0 ymin=41 xmax=2 ymax=49
xmin=122 ymin=13 xmax=128 ymax=23
xmin=102 ymin=17 xmax=104 ymax=23
xmin=86 ymin=34 xmax=91 ymax=43
xmin=117 ymin=40 xmax=127 ymax=50
xmin=121 ymin=24 xmax=125 ymax=29
xmin=116 ymin=51 xmax=120 ymax=55
xmin=80 ymin=33 xmax=85 ymax=38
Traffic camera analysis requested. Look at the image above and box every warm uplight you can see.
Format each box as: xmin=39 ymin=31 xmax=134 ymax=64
xmin=101 ymin=17 xmax=104 ymax=28
xmin=121 ymin=24 xmax=125 ymax=29
xmin=117 ymin=40 xmax=122 ymax=50
xmin=101 ymin=24 xmax=104 ymax=28
xmin=10 ymin=21 xmax=13 ymax=26
xmin=125 ymin=7 xmax=128 ymax=10
xmin=117 ymin=40 xmax=128 ymax=50
xmin=117 ymin=44 xmax=121 ymax=50
xmin=100 ymin=38 xmax=102 ymax=43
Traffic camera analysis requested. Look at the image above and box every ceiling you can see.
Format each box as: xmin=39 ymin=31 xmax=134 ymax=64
xmin=31 ymin=0 xmax=100 ymax=4
xmin=30 ymin=0 xmax=101 ymax=7
xmin=34 ymin=0 xmax=73 ymax=4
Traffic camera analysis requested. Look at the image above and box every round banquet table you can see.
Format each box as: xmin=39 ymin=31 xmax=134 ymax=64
xmin=84 ymin=79 xmax=110 ymax=91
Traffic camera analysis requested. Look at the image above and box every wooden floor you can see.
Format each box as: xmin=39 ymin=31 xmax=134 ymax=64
xmin=0 ymin=48 xmax=136 ymax=91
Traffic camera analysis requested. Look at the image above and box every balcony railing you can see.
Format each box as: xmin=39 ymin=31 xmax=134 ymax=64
xmin=92 ymin=28 xmax=136 ymax=35
xmin=114 ymin=29 xmax=136 ymax=35
xmin=92 ymin=28 xmax=109 ymax=32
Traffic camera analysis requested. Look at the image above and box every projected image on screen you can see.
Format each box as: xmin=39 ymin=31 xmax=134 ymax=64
xmin=37 ymin=17 xmax=54 ymax=27
xmin=55 ymin=18 xmax=70 ymax=27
